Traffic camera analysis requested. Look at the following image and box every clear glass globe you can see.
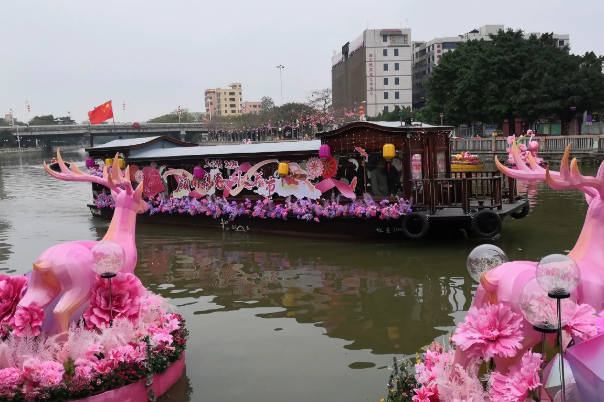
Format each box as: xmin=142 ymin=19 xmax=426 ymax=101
xmin=536 ymin=254 xmax=580 ymax=296
xmin=466 ymin=244 xmax=508 ymax=282
xmin=91 ymin=241 xmax=125 ymax=276
xmin=520 ymin=278 xmax=576 ymax=331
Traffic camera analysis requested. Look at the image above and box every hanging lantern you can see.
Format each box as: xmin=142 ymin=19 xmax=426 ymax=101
xmin=118 ymin=158 xmax=126 ymax=169
xmin=85 ymin=158 xmax=95 ymax=168
xmin=383 ymin=144 xmax=395 ymax=171
xmin=105 ymin=158 xmax=114 ymax=166
xmin=193 ymin=167 xmax=205 ymax=179
xmin=278 ymin=162 xmax=289 ymax=178
xmin=319 ymin=144 xmax=331 ymax=160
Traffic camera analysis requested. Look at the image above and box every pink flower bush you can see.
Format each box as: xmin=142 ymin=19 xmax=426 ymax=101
xmin=23 ymin=358 xmax=65 ymax=388
xmin=0 ymin=367 xmax=22 ymax=389
xmin=83 ymin=273 xmax=146 ymax=329
xmin=452 ymin=303 xmax=524 ymax=360
xmin=564 ymin=303 xmax=599 ymax=340
xmin=488 ymin=351 xmax=542 ymax=402
xmin=412 ymin=386 xmax=434 ymax=402
xmin=9 ymin=301 xmax=45 ymax=337
xmin=0 ymin=275 xmax=28 ymax=324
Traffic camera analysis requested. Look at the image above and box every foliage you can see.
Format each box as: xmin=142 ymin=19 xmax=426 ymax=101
xmin=425 ymin=29 xmax=604 ymax=134
xmin=147 ymin=110 xmax=205 ymax=123
xmin=307 ymin=88 xmax=332 ymax=112
xmin=368 ymin=106 xmax=429 ymax=123
xmin=260 ymin=96 xmax=275 ymax=113
xmin=28 ymin=115 xmax=75 ymax=126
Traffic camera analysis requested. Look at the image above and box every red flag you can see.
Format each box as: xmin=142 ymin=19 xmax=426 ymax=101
xmin=88 ymin=101 xmax=113 ymax=124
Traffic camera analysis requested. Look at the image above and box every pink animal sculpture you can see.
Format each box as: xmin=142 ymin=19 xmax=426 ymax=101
xmin=17 ymin=150 xmax=149 ymax=335
xmin=456 ymin=141 xmax=604 ymax=371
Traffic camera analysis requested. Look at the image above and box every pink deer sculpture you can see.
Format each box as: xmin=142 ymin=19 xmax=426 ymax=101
xmin=456 ymin=141 xmax=604 ymax=370
xmin=17 ymin=150 xmax=149 ymax=335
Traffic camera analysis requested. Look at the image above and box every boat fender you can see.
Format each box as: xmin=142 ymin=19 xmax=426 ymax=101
xmin=401 ymin=212 xmax=429 ymax=240
xmin=510 ymin=201 xmax=530 ymax=220
xmin=471 ymin=209 xmax=502 ymax=239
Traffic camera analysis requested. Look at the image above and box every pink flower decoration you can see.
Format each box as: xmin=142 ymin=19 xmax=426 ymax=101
xmin=9 ymin=301 xmax=44 ymax=337
xmin=412 ymin=386 xmax=434 ymax=402
xmin=489 ymin=351 xmax=542 ymax=402
xmin=83 ymin=273 xmax=146 ymax=330
xmin=0 ymin=367 xmax=22 ymax=389
xmin=452 ymin=303 xmax=523 ymax=360
xmin=92 ymin=359 xmax=114 ymax=375
xmin=518 ymin=143 xmax=527 ymax=152
xmin=23 ymin=358 xmax=65 ymax=388
xmin=507 ymin=136 xmax=515 ymax=145
xmin=565 ymin=303 xmax=599 ymax=340
xmin=0 ymin=275 xmax=28 ymax=325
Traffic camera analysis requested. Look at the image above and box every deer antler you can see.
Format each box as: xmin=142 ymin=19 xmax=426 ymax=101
xmin=44 ymin=150 xmax=133 ymax=194
xmin=496 ymin=142 xmax=604 ymax=199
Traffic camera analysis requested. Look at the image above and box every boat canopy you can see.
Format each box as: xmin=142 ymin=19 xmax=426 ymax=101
xmin=85 ymin=136 xmax=196 ymax=158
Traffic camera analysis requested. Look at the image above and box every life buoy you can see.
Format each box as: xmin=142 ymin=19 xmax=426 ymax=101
xmin=471 ymin=209 xmax=502 ymax=238
xmin=510 ymin=201 xmax=530 ymax=219
xmin=401 ymin=212 xmax=429 ymax=239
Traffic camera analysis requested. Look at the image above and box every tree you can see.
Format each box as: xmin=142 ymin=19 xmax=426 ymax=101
xmin=147 ymin=109 xmax=200 ymax=123
xmin=260 ymin=96 xmax=275 ymax=113
xmin=307 ymin=88 xmax=332 ymax=112
xmin=28 ymin=115 xmax=75 ymax=126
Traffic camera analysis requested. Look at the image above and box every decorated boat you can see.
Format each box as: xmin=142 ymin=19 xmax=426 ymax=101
xmin=82 ymin=122 xmax=529 ymax=240
xmin=0 ymin=154 xmax=187 ymax=402
xmin=48 ymin=157 xmax=71 ymax=172
xmin=451 ymin=151 xmax=484 ymax=171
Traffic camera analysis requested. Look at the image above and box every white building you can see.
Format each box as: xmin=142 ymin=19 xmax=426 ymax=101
xmin=331 ymin=29 xmax=413 ymax=117
xmin=412 ymin=25 xmax=570 ymax=108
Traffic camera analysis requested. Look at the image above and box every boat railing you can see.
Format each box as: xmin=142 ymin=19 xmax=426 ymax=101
xmin=411 ymin=175 xmax=505 ymax=214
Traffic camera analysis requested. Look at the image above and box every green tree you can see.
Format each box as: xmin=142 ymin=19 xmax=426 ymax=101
xmin=260 ymin=96 xmax=275 ymax=113
xmin=147 ymin=109 xmax=199 ymax=123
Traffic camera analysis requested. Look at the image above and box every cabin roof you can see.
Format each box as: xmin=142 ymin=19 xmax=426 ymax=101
xmin=126 ymin=140 xmax=321 ymax=162
xmin=85 ymin=136 xmax=196 ymax=155
xmin=316 ymin=121 xmax=455 ymax=138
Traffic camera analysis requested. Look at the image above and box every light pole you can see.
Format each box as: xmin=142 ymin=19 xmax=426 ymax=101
xmin=277 ymin=65 xmax=284 ymax=105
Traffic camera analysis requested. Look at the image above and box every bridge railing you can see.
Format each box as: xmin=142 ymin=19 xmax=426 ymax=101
xmin=453 ymin=135 xmax=603 ymax=153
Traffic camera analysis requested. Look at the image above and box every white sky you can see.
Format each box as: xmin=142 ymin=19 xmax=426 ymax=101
xmin=1 ymin=0 xmax=602 ymax=123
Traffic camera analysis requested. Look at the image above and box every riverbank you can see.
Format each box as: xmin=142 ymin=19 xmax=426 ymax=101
xmin=0 ymin=145 xmax=83 ymax=154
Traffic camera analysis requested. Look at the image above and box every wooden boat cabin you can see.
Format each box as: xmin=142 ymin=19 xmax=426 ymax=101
xmin=83 ymin=124 xmax=529 ymax=240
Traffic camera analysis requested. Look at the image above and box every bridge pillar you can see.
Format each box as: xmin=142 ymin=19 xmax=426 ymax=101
xmin=44 ymin=140 xmax=52 ymax=151
xmin=84 ymin=133 xmax=94 ymax=147
xmin=180 ymin=130 xmax=186 ymax=142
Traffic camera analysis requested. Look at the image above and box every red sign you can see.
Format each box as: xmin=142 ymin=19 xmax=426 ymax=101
xmin=440 ymin=113 xmax=444 ymax=117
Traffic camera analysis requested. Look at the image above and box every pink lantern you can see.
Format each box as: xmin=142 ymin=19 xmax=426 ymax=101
xmin=85 ymin=158 xmax=95 ymax=168
xmin=193 ymin=167 xmax=205 ymax=179
xmin=319 ymin=144 xmax=331 ymax=159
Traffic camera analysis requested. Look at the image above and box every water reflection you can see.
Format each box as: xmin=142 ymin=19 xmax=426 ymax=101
xmin=0 ymin=150 xmax=594 ymax=402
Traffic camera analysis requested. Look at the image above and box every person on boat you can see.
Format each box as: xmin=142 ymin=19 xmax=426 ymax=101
xmin=387 ymin=157 xmax=402 ymax=195
xmin=370 ymin=159 xmax=389 ymax=196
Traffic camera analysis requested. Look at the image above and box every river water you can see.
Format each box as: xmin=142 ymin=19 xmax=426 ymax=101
xmin=0 ymin=150 xmax=590 ymax=402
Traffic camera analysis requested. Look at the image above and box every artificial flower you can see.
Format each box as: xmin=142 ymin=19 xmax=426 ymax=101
xmin=0 ymin=275 xmax=28 ymax=324
xmin=412 ymin=386 xmax=434 ymax=402
xmin=564 ymin=303 xmax=599 ymax=340
xmin=9 ymin=301 xmax=45 ymax=337
xmin=488 ymin=351 xmax=542 ymax=402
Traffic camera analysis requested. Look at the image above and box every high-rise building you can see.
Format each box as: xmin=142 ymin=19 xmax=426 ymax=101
xmin=412 ymin=25 xmax=570 ymax=109
xmin=205 ymin=83 xmax=243 ymax=116
xmin=242 ymin=101 xmax=262 ymax=115
xmin=331 ymin=29 xmax=413 ymax=117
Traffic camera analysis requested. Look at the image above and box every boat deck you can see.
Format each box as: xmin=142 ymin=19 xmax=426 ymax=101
xmin=428 ymin=199 xmax=527 ymax=220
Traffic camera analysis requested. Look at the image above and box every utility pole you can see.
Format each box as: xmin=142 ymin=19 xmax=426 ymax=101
xmin=277 ymin=65 xmax=284 ymax=105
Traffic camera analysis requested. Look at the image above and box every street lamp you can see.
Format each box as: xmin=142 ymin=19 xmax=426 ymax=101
xmin=277 ymin=65 xmax=285 ymax=105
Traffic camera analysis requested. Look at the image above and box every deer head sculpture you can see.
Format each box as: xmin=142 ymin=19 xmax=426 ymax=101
xmin=455 ymin=141 xmax=604 ymax=370
xmin=18 ymin=150 xmax=148 ymax=335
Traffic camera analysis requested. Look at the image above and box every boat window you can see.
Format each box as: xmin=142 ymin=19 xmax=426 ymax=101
xmin=437 ymin=151 xmax=447 ymax=178
xmin=412 ymin=153 xmax=423 ymax=180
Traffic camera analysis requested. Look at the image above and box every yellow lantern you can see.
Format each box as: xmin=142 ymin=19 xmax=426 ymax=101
xmin=118 ymin=158 xmax=126 ymax=169
xmin=383 ymin=144 xmax=395 ymax=161
xmin=278 ymin=162 xmax=289 ymax=178
xmin=105 ymin=158 xmax=114 ymax=166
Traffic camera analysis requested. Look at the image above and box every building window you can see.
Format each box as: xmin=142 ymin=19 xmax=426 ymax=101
xmin=395 ymin=92 xmax=399 ymax=99
xmin=229 ymin=98 xmax=235 ymax=101
xmin=383 ymin=63 xmax=388 ymax=71
xmin=559 ymin=40 xmax=565 ymax=46
xmin=443 ymin=42 xmax=459 ymax=49
xmin=384 ymin=106 xmax=389 ymax=113
xmin=384 ymin=92 xmax=389 ymax=99
xmin=395 ymin=77 xmax=399 ymax=85
xmin=229 ymin=92 xmax=235 ymax=95
xmin=395 ymin=63 xmax=399 ymax=71
xmin=230 ymin=104 xmax=236 ymax=107
xmin=383 ymin=49 xmax=387 ymax=56
xmin=390 ymin=35 xmax=408 ymax=45
xmin=383 ymin=35 xmax=387 ymax=42
xmin=232 ymin=110 xmax=236 ymax=114
xmin=384 ymin=77 xmax=388 ymax=85
xmin=394 ymin=49 xmax=399 ymax=56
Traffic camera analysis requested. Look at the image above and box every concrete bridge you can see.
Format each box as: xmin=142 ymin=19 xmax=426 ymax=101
xmin=5 ymin=122 xmax=207 ymax=149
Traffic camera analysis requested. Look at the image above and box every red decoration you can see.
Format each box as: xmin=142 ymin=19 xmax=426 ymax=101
xmin=129 ymin=165 xmax=139 ymax=181
xmin=88 ymin=101 xmax=113 ymax=124
xmin=322 ymin=157 xmax=337 ymax=179
xmin=142 ymin=166 xmax=166 ymax=198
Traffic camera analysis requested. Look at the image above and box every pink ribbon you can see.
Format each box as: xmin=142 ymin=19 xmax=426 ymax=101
xmin=315 ymin=178 xmax=356 ymax=199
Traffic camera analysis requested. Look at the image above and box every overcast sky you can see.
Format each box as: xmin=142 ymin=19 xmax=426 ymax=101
xmin=2 ymin=0 xmax=602 ymax=123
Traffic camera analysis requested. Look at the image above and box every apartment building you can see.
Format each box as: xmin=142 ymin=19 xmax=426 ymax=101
xmin=205 ymin=83 xmax=243 ymax=116
xmin=412 ymin=25 xmax=570 ymax=108
xmin=242 ymin=101 xmax=262 ymax=115
xmin=331 ymin=28 xmax=412 ymax=117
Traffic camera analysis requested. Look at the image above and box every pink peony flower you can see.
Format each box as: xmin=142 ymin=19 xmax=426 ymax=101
xmin=23 ymin=358 xmax=65 ymax=388
xmin=452 ymin=303 xmax=523 ymax=360
xmin=9 ymin=301 xmax=45 ymax=337
xmin=489 ymin=351 xmax=542 ymax=402
xmin=412 ymin=386 xmax=434 ymax=402
xmin=565 ymin=303 xmax=599 ymax=340
xmin=74 ymin=364 xmax=94 ymax=379
xmin=83 ymin=273 xmax=146 ymax=330
xmin=0 ymin=275 xmax=28 ymax=324
xmin=0 ymin=367 xmax=22 ymax=389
